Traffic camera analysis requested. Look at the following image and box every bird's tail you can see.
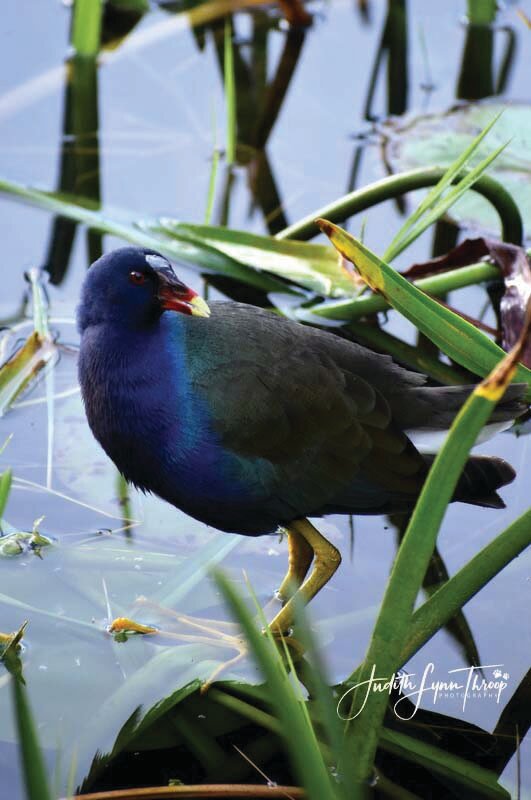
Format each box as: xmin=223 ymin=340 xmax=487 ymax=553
xmin=423 ymin=453 xmax=516 ymax=509
xmin=400 ymin=382 xmax=527 ymax=431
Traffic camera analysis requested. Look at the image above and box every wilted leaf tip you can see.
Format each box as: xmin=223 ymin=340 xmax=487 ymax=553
xmin=315 ymin=217 xmax=335 ymax=238
xmin=477 ymin=298 xmax=531 ymax=402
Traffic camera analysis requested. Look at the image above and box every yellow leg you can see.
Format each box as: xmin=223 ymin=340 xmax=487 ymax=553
xmin=269 ymin=518 xmax=341 ymax=635
xmin=276 ymin=526 xmax=314 ymax=602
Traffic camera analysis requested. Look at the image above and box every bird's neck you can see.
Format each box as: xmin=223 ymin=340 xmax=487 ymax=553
xmin=81 ymin=316 xmax=179 ymax=377
xmin=79 ymin=316 xmax=188 ymax=438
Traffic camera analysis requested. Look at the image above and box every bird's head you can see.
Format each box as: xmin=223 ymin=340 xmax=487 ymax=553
xmin=77 ymin=247 xmax=210 ymax=332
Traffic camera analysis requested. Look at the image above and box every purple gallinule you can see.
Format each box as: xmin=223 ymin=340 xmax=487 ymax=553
xmin=78 ymin=247 xmax=524 ymax=632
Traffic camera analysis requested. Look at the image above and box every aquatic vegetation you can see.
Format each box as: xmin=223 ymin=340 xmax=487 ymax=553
xmin=0 ymin=1 xmax=530 ymax=798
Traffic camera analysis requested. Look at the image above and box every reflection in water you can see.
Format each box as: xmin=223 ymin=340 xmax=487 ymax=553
xmin=209 ymin=16 xmax=306 ymax=233
xmin=457 ymin=8 xmax=517 ymax=102
xmin=45 ymin=54 xmax=102 ymax=285
xmin=363 ymin=0 xmax=408 ymax=120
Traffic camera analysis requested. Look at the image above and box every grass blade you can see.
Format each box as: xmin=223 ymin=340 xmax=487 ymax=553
xmin=2 ymin=624 xmax=54 ymax=800
xmin=204 ymin=146 xmax=220 ymax=225
xmin=213 ymin=571 xmax=341 ymax=800
xmin=384 ymin=112 xmax=504 ymax=260
xmin=0 ymin=468 xmax=12 ymax=518
xmin=386 ymin=140 xmax=509 ymax=261
xmin=380 ymin=727 xmax=509 ymax=799
xmin=224 ymin=18 xmax=236 ymax=166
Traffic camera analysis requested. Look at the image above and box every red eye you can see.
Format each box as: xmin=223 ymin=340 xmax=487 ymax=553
xmin=129 ymin=271 xmax=146 ymax=286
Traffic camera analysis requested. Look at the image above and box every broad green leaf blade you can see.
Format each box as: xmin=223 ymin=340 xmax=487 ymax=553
xmin=317 ymin=220 xmax=531 ymax=396
xmin=154 ymin=220 xmax=353 ymax=297
xmin=0 ymin=177 xmax=354 ymax=298
xmin=0 ymin=177 xmax=286 ymax=293
xmin=75 ymin=662 xmax=205 ymax=792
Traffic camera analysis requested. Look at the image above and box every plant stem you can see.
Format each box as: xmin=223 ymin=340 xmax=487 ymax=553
xmin=224 ymin=18 xmax=236 ymax=166
xmin=66 ymin=784 xmax=306 ymax=798
xmin=277 ymin=167 xmax=523 ymax=245
xmin=310 ymin=261 xmax=500 ymax=320
xmin=467 ymin=0 xmax=497 ymax=25
xmin=71 ymin=0 xmax=103 ymax=58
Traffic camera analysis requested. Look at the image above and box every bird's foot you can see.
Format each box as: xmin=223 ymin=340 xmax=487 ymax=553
xmin=107 ymin=598 xmax=305 ymax=690
xmin=133 ymin=596 xmax=241 ymax=638
xmin=128 ymin=597 xmax=249 ymax=691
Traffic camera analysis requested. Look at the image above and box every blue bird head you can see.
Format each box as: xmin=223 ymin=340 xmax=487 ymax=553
xmin=77 ymin=247 xmax=210 ymax=332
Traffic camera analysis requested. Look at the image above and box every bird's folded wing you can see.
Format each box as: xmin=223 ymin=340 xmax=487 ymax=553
xmin=190 ymin=339 xmax=427 ymax=515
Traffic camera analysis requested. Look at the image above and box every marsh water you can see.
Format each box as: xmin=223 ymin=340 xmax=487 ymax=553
xmin=1 ymin=1 xmax=530 ymax=797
